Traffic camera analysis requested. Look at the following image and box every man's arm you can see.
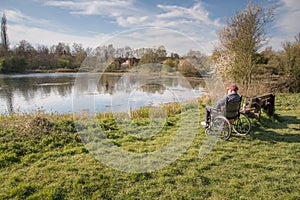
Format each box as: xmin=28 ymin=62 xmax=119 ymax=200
xmin=213 ymin=96 xmax=227 ymax=109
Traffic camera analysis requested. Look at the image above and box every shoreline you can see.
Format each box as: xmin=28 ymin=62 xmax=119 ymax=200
xmin=0 ymin=96 xmax=202 ymax=117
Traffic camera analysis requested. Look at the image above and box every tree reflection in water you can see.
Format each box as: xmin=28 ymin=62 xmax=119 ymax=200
xmin=0 ymin=73 xmax=205 ymax=115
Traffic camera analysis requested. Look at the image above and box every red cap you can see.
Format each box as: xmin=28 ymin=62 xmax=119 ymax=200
xmin=227 ymin=84 xmax=239 ymax=91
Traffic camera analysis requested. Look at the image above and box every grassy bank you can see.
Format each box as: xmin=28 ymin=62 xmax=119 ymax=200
xmin=0 ymin=94 xmax=299 ymax=199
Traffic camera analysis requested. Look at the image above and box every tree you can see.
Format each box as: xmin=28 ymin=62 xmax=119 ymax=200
xmin=139 ymin=48 xmax=160 ymax=65
xmin=177 ymin=59 xmax=201 ymax=77
xmin=213 ymin=3 xmax=274 ymax=94
xmin=185 ymin=50 xmax=212 ymax=71
xmin=15 ymin=40 xmax=34 ymax=56
xmin=295 ymin=32 xmax=300 ymax=43
xmin=1 ymin=13 xmax=9 ymax=55
xmin=54 ymin=42 xmax=70 ymax=56
xmin=156 ymin=45 xmax=167 ymax=57
xmin=164 ymin=58 xmax=177 ymax=68
xmin=1 ymin=56 xmax=27 ymax=73
xmin=72 ymin=43 xmax=87 ymax=68
xmin=281 ymin=33 xmax=300 ymax=92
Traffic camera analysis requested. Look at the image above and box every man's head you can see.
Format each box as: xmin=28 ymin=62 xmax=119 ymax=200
xmin=227 ymin=84 xmax=238 ymax=94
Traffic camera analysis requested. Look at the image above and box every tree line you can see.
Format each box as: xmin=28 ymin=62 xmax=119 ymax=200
xmin=1 ymin=2 xmax=300 ymax=94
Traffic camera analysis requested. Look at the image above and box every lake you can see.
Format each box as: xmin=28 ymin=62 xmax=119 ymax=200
xmin=0 ymin=73 xmax=205 ymax=115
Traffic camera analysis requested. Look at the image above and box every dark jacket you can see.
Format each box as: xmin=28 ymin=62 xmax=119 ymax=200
xmin=214 ymin=93 xmax=241 ymax=110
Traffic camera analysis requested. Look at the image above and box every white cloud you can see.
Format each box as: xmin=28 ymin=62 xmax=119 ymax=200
xmin=281 ymin=0 xmax=300 ymax=8
xmin=275 ymin=0 xmax=300 ymax=36
xmin=1 ymin=9 xmax=50 ymax=26
xmin=45 ymin=0 xmax=136 ymax=16
xmin=153 ymin=3 xmax=221 ymax=54
xmin=116 ymin=16 xmax=148 ymax=27
xmin=44 ymin=1 xmax=222 ymax=31
xmin=8 ymin=23 xmax=109 ymax=48
xmin=267 ymin=0 xmax=300 ymax=50
xmin=157 ymin=3 xmax=216 ymax=26
xmin=102 ymin=28 xmax=212 ymax=55
xmin=1 ymin=9 xmax=98 ymax=48
xmin=42 ymin=1 xmax=221 ymax=53
xmin=3 ymin=1 xmax=222 ymax=54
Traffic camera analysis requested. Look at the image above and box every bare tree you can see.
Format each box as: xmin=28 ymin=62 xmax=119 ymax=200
xmin=213 ymin=3 xmax=274 ymax=94
xmin=295 ymin=32 xmax=300 ymax=43
xmin=1 ymin=13 xmax=9 ymax=54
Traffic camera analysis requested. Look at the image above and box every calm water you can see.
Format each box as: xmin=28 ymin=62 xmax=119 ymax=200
xmin=0 ymin=73 xmax=205 ymax=115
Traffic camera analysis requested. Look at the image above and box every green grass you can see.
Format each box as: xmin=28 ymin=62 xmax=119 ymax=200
xmin=0 ymin=94 xmax=299 ymax=199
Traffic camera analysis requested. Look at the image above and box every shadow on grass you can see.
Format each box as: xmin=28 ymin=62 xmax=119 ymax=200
xmin=250 ymin=127 xmax=300 ymax=143
xmin=250 ymin=113 xmax=300 ymax=143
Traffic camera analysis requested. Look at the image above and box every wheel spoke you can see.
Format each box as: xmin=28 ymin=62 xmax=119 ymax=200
xmin=233 ymin=113 xmax=251 ymax=135
xmin=211 ymin=116 xmax=231 ymax=140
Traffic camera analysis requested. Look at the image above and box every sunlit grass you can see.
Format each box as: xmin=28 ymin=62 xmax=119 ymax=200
xmin=0 ymin=93 xmax=299 ymax=199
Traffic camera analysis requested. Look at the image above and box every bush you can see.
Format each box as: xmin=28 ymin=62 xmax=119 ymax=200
xmin=57 ymin=58 xmax=70 ymax=68
xmin=1 ymin=56 xmax=27 ymax=73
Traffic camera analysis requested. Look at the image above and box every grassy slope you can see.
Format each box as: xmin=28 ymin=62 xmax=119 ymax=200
xmin=0 ymin=94 xmax=299 ymax=200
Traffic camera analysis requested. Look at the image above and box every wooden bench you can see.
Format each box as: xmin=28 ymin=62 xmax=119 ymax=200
xmin=241 ymin=93 xmax=275 ymax=121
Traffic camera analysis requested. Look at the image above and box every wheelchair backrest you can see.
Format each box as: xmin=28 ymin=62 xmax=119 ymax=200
xmin=224 ymin=97 xmax=241 ymax=119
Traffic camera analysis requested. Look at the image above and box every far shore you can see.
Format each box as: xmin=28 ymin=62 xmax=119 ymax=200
xmin=1 ymin=70 xmax=205 ymax=80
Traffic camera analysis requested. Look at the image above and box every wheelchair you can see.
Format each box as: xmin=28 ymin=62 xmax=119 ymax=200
xmin=205 ymin=98 xmax=251 ymax=140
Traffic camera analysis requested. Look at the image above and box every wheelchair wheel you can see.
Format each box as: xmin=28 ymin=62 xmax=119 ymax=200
xmin=232 ymin=112 xmax=251 ymax=135
xmin=210 ymin=115 xmax=231 ymax=140
xmin=205 ymin=126 xmax=212 ymax=136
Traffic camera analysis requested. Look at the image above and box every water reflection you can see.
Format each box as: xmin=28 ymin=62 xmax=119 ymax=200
xmin=0 ymin=73 xmax=205 ymax=115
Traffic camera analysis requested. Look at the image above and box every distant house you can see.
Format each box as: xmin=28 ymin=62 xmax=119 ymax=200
xmin=121 ymin=61 xmax=129 ymax=67
xmin=126 ymin=57 xmax=139 ymax=66
xmin=179 ymin=58 xmax=187 ymax=66
xmin=157 ymin=57 xmax=169 ymax=63
xmin=112 ymin=57 xmax=140 ymax=67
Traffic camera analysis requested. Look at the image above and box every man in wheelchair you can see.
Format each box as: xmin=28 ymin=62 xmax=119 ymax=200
xmin=201 ymin=84 xmax=241 ymax=128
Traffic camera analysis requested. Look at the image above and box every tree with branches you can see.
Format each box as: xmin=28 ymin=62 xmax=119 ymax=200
xmin=213 ymin=3 xmax=274 ymax=94
xmin=1 ymin=13 xmax=9 ymax=55
xmin=280 ymin=33 xmax=300 ymax=92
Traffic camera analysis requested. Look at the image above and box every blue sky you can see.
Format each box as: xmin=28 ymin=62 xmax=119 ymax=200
xmin=1 ymin=0 xmax=299 ymax=55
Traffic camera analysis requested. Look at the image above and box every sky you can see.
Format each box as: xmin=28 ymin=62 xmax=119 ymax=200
xmin=1 ymin=0 xmax=300 ymax=55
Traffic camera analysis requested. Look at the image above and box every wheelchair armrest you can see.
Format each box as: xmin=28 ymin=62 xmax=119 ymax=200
xmin=211 ymin=108 xmax=221 ymax=113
